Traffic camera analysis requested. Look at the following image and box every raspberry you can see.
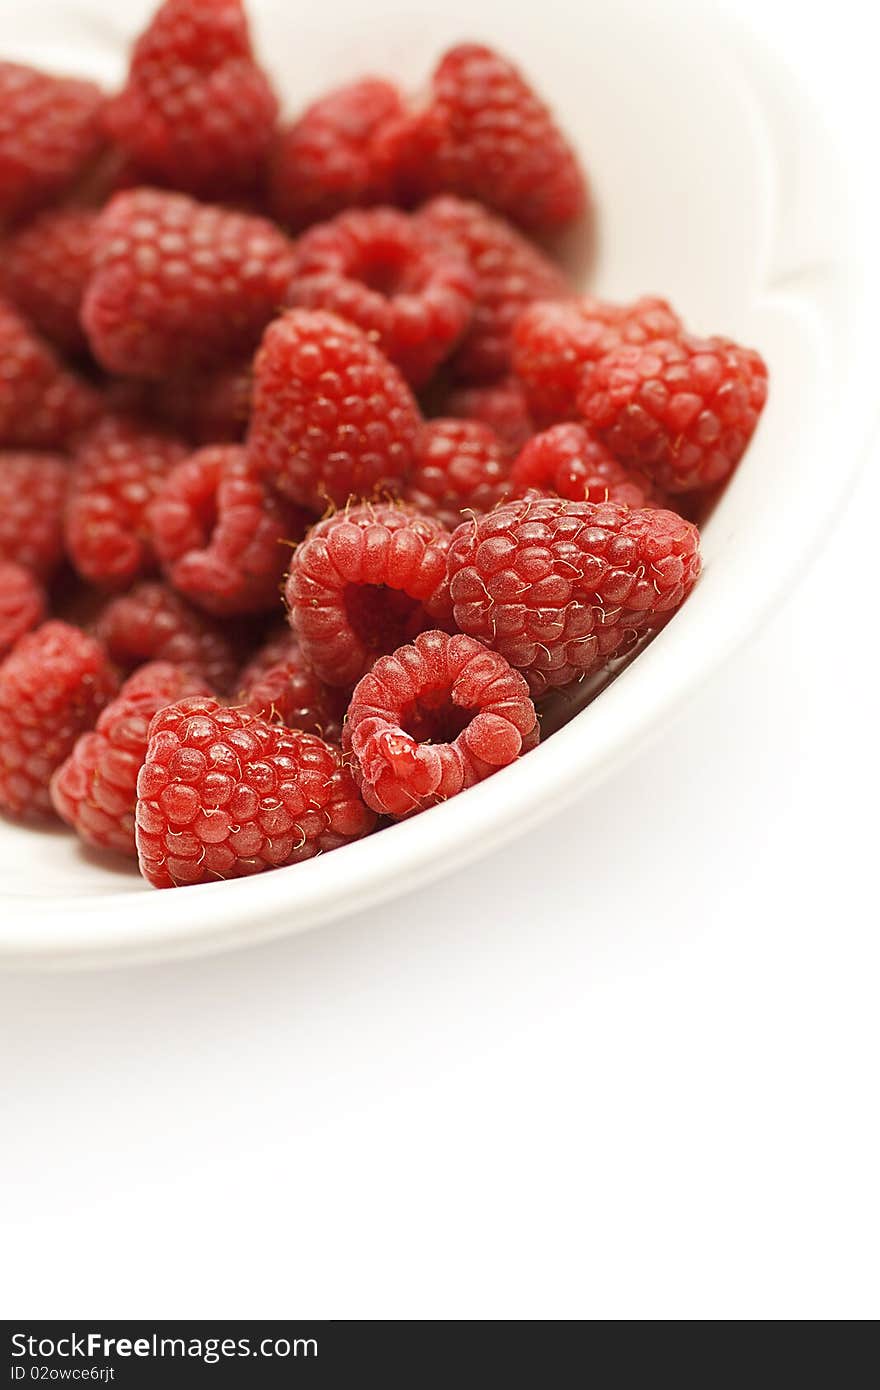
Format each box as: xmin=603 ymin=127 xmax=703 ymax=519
xmin=103 ymin=0 xmax=278 ymax=198
xmin=416 ymin=196 xmax=570 ymax=382
xmin=149 ymin=444 xmax=307 ymax=615
xmin=343 ymin=629 xmax=538 ymax=817
xmin=441 ymin=376 xmax=534 ymax=456
xmin=135 ymin=695 xmax=376 ymax=887
xmin=386 ymin=44 xmax=587 ymax=233
xmin=446 ymin=495 xmax=701 ymax=695
xmin=284 ymin=501 xmax=452 ymax=688
xmin=511 ymin=423 xmax=661 ymax=509
xmin=82 ymin=189 xmax=294 ymax=380
xmin=0 ymin=61 xmax=105 ymax=223
xmin=404 ymin=419 xmax=512 ymax=530
xmin=1 ymin=208 xmax=97 ymax=356
xmin=247 ymin=309 xmax=421 ymax=511
xmin=51 ymin=660 xmax=211 ymax=857
xmin=0 ymin=562 xmax=46 ymax=658
xmin=286 ymin=207 xmax=476 ymax=387
xmin=150 ymin=360 xmax=253 ymax=443
xmin=512 ymin=296 xmax=682 ymax=427
xmin=578 ymin=335 xmax=770 ymax=493
xmin=0 ymin=620 xmax=118 ymax=819
xmin=66 ymin=414 xmax=188 ymax=589
xmin=96 ymin=581 xmax=239 ymax=693
xmin=269 ymin=78 xmax=404 ymax=231
xmin=0 ymin=452 xmax=68 ymax=580
xmin=237 ymin=627 xmax=346 ymax=741
xmin=0 ymin=299 xmax=100 ymax=449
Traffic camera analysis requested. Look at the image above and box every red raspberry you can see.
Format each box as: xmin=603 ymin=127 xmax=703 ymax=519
xmin=404 ymin=419 xmax=512 ymax=530
xmin=578 ymin=335 xmax=769 ymax=493
xmin=0 ymin=562 xmax=46 ymax=658
xmin=0 ymin=61 xmax=105 ymax=223
xmin=149 ymin=360 xmax=253 ymax=443
xmin=51 ymin=660 xmax=211 ymax=857
xmin=0 ymin=299 xmax=100 ymax=449
xmin=1 ymin=208 xmax=97 ymax=356
xmin=286 ymin=207 xmax=476 ymax=388
xmin=512 ymin=296 xmax=682 ymax=427
xmin=135 ymin=695 xmax=376 ymax=887
xmin=269 ymin=78 xmax=404 ymax=231
xmin=446 ymin=495 xmax=701 ymax=695
xmin=0 ymin=452 xmax=68 ymax=580
xmin=96 ymin=581 xmax=239 ymax=693
xmin=416 ymin=196 xmax=570 ymax=382
xmin=247 ymin=310 xmax=421 ymax=511
xmin=343 ymin=629 xmax=538 ymax=818
xmin=149 ymin=444 xmax=307 ymax=616
xmin=66 ymin=414 xmax=188 ymax=589
xmin=237 ymin=627 xmax=347 ymax=742
xmin=285 ymin=501 xmax=452 ymax=688
xmin=0 ymin=620 xmax=118 ymax=819
xmin=103 ymin=0 xmax=278 ymax=199
xmin=511 ymin=423 xmax=662 ymax=509
xmin=82 ymin=189 xmax=294 ymax=380
xmin=442 ymin=376 xmax=534 ymax=456
xmin=385 ymin=44 xmax=587 ymax=233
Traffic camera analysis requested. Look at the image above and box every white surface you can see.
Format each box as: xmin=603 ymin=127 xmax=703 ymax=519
xmin=0 ymin=0 xmax=878 ymax=1318
xmin=1 ymin=0 xmax=873 ymax=968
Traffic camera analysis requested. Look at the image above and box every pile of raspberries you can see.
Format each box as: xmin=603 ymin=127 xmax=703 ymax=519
xmin=0 ymin=0 xmax=767 ymax=890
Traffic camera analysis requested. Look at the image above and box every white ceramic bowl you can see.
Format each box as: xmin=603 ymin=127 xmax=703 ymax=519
xmin=1 ymin=0 xmax=875 ymax=968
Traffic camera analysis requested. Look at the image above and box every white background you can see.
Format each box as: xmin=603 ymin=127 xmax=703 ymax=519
xmin=1 ymin=0 xmax=878 ymax=1320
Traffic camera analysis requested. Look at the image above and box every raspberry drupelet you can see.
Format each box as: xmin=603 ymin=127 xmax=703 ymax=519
xmin=445 ymin=495 xmax=702 ymax=695
xmin=270 ymin=78 xmax=404 ymax=232
xmin=96 ymin=581 xmax=240 ymax=693
xmin=343 ymin=629 xmax=538 ymax=818
xmin=286 ymin=206 xmax=477 ymax=388
xmin=442 ymin=376 xmax=534 ymax=456
xmin=512 ymin=295 xmax=682 ymax=427
xmin=103 ymin=0 xmax=278 ymax=199
xmin=0 ymin=562 xmax=46 ymax=659
xmin=404 ymin=419 xmax=512 ymax=531
xmin=82 ymin=189 xmax=294 ymax=380
xmin=1 ymin=207 xmax=97 ymax=356
xmin=0 ymin=452 xmax=68 ymax=581
xmin=0 ymin=299 xmax=100 ymax=450
xmin=66 ymin=414 xmax=189 ymax=589
xmin=416 ymin=196 xmax=570 ymax=382
xmin=0 ymin=620 xmax=118 ymax=819
xmin=247 ymin=310 xmax=422 ymax=511
xmin=511 ymin=423 xmax=661 ymax=509
xmin=237 ymin=627 xmax=347 ymax=742
xmin=578 ymin=335 xmax=769 ymax=493
xmin=382 ymin=44 xmax=587 ymax=234
xmin=51 ymin=660 xmax=211 ymax=857
xmin=149 ymin=445 xmax=308 ymax=616
xmin=135 ymin=695 xmax=376 ymax=888
xmin=284 ymin=501 xmax=452 ymax=688
xmin=0 ymin=60 xmax=105 ymax=223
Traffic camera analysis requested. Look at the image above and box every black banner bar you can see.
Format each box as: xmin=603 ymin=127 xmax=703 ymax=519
xmin=2 ymin=1321 xmax=567 ymax=1384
